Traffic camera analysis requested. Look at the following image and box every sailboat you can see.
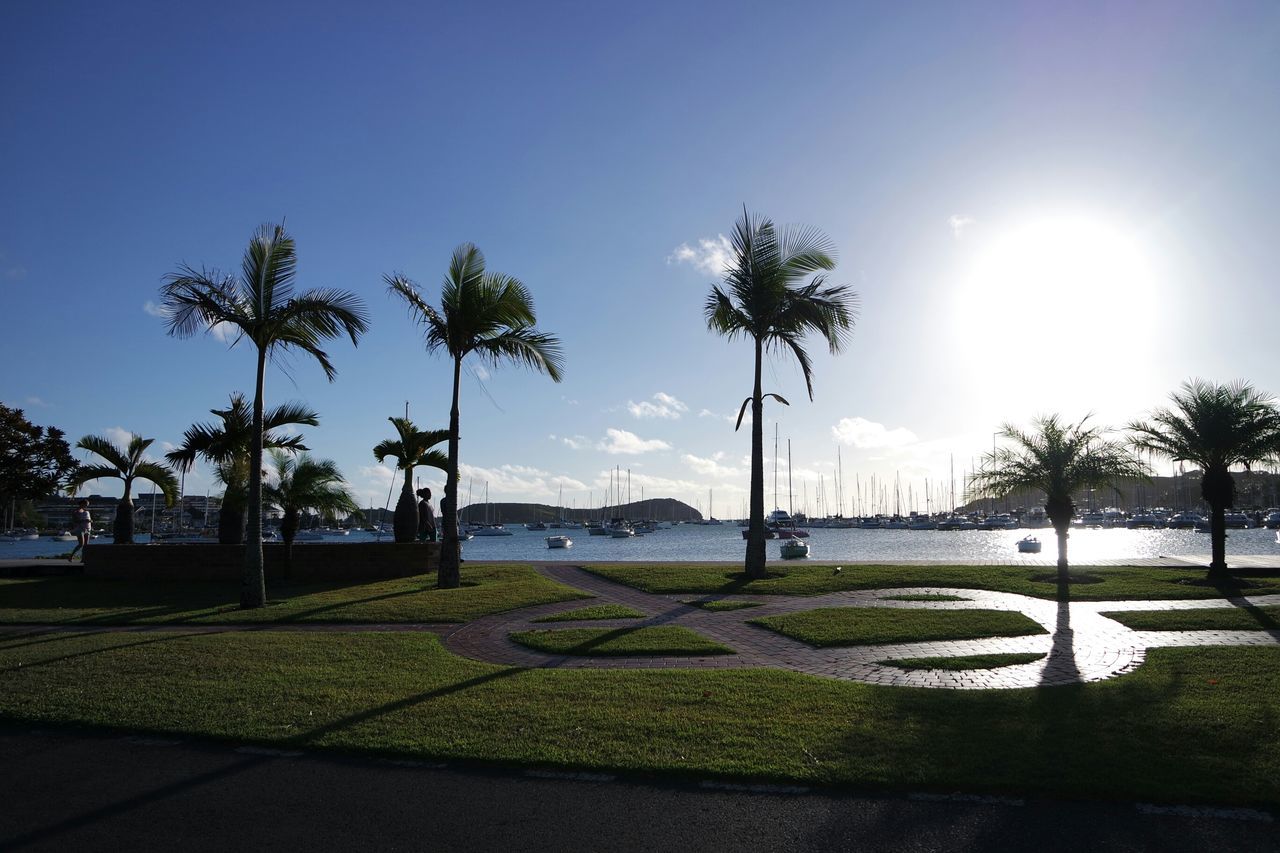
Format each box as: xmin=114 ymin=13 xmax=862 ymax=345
xmin=778 ymin=439 xmax=810 ymax=558
xmin=471 ymin=482 xmax=512 ymax=536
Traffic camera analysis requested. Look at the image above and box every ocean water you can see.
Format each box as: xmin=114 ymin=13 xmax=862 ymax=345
xmin=8 ymin=524 xmax=1279 ymax=563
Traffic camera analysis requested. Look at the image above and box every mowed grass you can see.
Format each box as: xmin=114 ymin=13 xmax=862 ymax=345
xmin=879 ymin=594 xmax=970 ymax=602
xmin=1 ymin=630 xmax=1278 ymax=806
xmin=1102 ymin=605 xmax=1280 ymax=632
xmin=751 ymin=608 xmax=1046 ymax=647
xmin=583 ymin=563 xmax=1280 ymax=601
xmin=0 ymin=564 xmax=589 ymax=625
xmin=681 ymin=599 xmax=763 ymax=612
xmin=882 ymin=653 xmax=1046 ymax=671
xmin=510 ymin=627 xmax=733 ymax=656
xmin=532 ymin=605 xmax=645 ymax=623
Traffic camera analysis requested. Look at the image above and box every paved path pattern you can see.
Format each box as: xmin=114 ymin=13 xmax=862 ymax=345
xmin=442 ymin=564 xmax=1280 ymax=690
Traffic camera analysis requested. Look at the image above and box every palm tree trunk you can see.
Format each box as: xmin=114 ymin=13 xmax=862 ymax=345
xmin=1209 ymin=501 xmax=1228 ymax=577
xmin=394 ymin=468 xmax=418 ymax=543
xmin=242 ymin=346 xmax=268 ymax=609
xmin=113 ymin=481 xmax=134 ymax=544
xmin=438 ymin=356 xmax=463 ymax=589
xmin=745 ymin=338 xmax=767 ymax=579
xmin=1054 ymin=523 xmax=1069 ymax=575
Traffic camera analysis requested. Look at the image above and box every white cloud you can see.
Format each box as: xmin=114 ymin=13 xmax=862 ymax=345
xmin=146 ymin=300 xmax=236 ymax=342
xmin=142 ymin=300 xmax=168 ymax=318
xmin=697 ymin=408 xmax=717 ymax=418
xmin=668 ymin=234 xmax=733 ymax=277
xmin=556 ymin=434 xmax=590 ymax=450
xmin=103 ymin=426 xmax=134 ymax=450
xmin=561 ymin=396 xmax=580 ymax=406
xmin=473 ymin=365 xmax=491 ymax=381
xmin=627 ymin=392 xmax=688 ymax=420
xmin=949 ymin=214 xmax=976 ymax=238
xmin=598 ymin=428 xmax=671 ymax=455
xmin=832 ymin=417 xmax=918 ymax=449
xmin=24 ymin=396 xmax=48 ymax=408
xmin=681 ymin=453 xmax=742 ymax=479
xmin=458 ymin=462 xmax=586 ymax=498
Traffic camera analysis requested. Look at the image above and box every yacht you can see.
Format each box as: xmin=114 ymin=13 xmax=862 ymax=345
xmin=1016 ymin=535 xmax=1043 ymax=553
xmin=545 ymin=535 xmax=572 ymax=549
xmin=471 ymin=524 xmax=513 ymax=536
xmin=778 ymin=536 xmax=810 ymax=559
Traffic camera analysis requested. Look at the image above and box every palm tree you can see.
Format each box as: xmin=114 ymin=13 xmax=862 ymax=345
xmin=705 ymin=208 xmax=857 ymax=579
xmin=158 ymin=222 xmax=368 ymax=609
xmin=1128 ymin=380 xmax=1280 ymax=578
xmin=387 ymin=244 xmax=564 ymax=588
xmin=166 ymin=393 xmax=319 ymax=544
xmin=67 ymin=433 xmax=179 ymax=544
xmin=372 ymin=417 xmax=450 ymax=543
xmin=263 ymin=450 xmax=360 ymax=577
xmin=968 ymin=415 xmax=1146 ymax=576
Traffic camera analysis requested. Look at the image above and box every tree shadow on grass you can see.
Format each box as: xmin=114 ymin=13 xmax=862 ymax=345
xmin=0 ymin=633 xmax=186 ymax=675
xmin=1038 ymin=575 xmax=1081 ymax=687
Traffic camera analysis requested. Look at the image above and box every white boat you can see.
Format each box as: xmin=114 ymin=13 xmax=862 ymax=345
xmin=471 ymin=524 xmax=513 ymax=537
xmin=1016 ymin=535 xmax=1042 ymax=554
xmin=778 ymin=537 xmax=809 ymax=559
xmin=292 ymin=530 xmax=324 ymax=542
xmin=50 ymin=531 xmax=76 ymax=542
xmin=545 ymin=535 xmax=572 ymax=549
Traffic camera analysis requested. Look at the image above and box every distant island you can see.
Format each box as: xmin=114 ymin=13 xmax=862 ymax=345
xmin=460 ymin=497 xmax=703 ymax=525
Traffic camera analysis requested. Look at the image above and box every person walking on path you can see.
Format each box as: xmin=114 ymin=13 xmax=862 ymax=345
xmin=416 ymin=488 xmax=437 ymax=542
xmin=68 ymin=499 xmax=91 ymax=561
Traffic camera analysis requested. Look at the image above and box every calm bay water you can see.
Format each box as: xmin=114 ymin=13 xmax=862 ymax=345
xmin=9 ymin=524 xmax=1279 ymax=563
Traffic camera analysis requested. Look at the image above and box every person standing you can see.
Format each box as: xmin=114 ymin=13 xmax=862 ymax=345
xmin=68 ymin=499 xmax=91 ymax=562
xmin=416 ymin=488 xmax=437 ymax=542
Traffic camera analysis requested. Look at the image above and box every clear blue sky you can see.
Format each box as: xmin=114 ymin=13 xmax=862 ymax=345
xmin=3 ymin=1 xmax=1279 ymax=516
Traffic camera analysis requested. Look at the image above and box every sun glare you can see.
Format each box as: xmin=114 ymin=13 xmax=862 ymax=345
xmin=954 ymin=213 xmax=1160 ymax=358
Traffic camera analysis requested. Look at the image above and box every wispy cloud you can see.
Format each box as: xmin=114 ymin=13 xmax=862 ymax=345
xmin=598 ymin=428 xmax=671 ymax=455
xmin=949 ymin=214 xmax=976 ymax=238
xmin=24 ymin=396 xmax=49 ymax=408
xmin=552 ymin=433 xmax=591 ymax=450
xmin=681 ymin=452 xmax=741 ymax=479
xmin=831 ymin=417 xmax=918 ymax=449
xmin=472 ymin=364 xmax=491 ymax=381
xmin=668 ymin=234 xmax=733 ymax=277
xmin=627 ymin=392 xmax=688 ymax=420
xmin=458 ymin=462 xmax=587 ymax=497
xmin=142 ymin=301 xmax=168 ymax=318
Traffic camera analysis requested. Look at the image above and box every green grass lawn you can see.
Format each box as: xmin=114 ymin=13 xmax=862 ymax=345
xmin=681 ymin=599 xmax=763 ymax=612
xmin=0 ymin=564 xmax=589 ymax=625
xmin=881 ymin=653 xmax=1046 ymax=671
xmin=879 ymin=594 xmax=971 ymax=602
xmin=1102 ymin=605 xmax=1280 ymax=632
xmin=583 ymin=563 xmax=1280 ymax=601
xmin=1 ymin=630 xmax=1277 ymax=806
xmin=751 ymin=608 xmax=1046 ymax=647
xmin=532 ymin=605 xmax=646 ymax=623
xmin=510 ymin=627 xmax=733 ymax=656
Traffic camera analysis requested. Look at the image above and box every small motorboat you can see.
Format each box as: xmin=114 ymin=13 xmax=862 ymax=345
xmin=545 ymin=535 xmax=572 ymax=549
xmin=1016 ymin=536 xmax=1042 ymax=554
xmin=778 ymin=537 xmax=810 ymax=559
xmin=51 ymin=531 xmax=76 ymax=542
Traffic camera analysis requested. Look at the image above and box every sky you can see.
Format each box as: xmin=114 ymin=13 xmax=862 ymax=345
xmin=3 ymin=1 xmax=1280 ymax=518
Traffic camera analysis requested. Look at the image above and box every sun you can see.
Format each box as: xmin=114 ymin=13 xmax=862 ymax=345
xmin=953 ymin=213 xmax=1160 ymax=358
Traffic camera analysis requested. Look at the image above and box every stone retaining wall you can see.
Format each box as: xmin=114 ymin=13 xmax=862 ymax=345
xmin=83 ymin=542 xmax=440 ymax=581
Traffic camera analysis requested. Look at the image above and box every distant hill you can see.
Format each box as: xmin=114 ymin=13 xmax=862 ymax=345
xmin=459 ymin=497 xmax=702 ymax=525
xmin=953 ymin=469 xmax=1280 ymax=515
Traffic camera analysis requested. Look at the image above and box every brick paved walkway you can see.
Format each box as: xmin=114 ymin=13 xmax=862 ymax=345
xmin=441 ymin=564 xmax=1280 ymax=690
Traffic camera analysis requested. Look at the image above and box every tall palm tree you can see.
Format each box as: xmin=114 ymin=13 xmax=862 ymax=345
xmin=1128 ymin=380 xmax=1280 ymax=578
xmin=67 ymin=433 xmax=179 ymax=544
xmin=387 ymin=244 xmax=564 ymax=588
xmin=158 ymin=222 xmax=368 ymax=609
xmin=372 ymin=417 xmax=450 ymax=543
xmin=166 ymin=393 xmax=319 ymax=544
xmin=968 ymin=415 xmax=1146 ymax=576
xmin=706 ymin=208 xmax=857 ymax=579
xmin=263 ymin=450 xmax=360 ymax=577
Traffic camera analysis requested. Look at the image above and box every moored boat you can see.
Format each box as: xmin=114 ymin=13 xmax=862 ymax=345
xmin=778 ymin=537 xmax=809 ymax=559
xmin=1016 ymin=535 xmax=1042 ymax=554
xmin=545 ymin=535 xmax=572 ymax=549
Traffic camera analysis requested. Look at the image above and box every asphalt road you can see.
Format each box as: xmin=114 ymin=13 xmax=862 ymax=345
xmin=1 ymin=727 xmax=1275 ymax=852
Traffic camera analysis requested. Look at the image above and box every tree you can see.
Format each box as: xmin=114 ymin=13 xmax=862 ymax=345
xmin=67 ymin=433 xmax=179 ymax=543
xmin=968 ymin=415 xmax=1146 ymax=576
xmin=166 ymin=393 xmax=319 ymax=544
xmin=372 ymin=417 xmax=449 ymax=543
xmin=0 ymin=404 xmax=79 ymax=517
xmin=1128 ymin=380 xmax=1280 ymax=578
xmin=705 ymin=208 xmax=857 ymax=579
xmin=263 ymin=450 xmax=359 ymax=577
xmin=387 ymin=244 xmax=563 ymax=588
xmin=158 ymin=223 xmax=368 ymax=609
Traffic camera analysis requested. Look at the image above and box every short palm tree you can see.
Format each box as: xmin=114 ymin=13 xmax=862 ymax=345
xmin=158 ymin=222 xmax=368 ymax=609
xmin=706 ymin=208 xmax=857 ymax=579
xmin=67 ymin=433 xmax=179 ymax=544
xmin=387 ymin=244 xmax=564 ymax=588
xmin=969 ymin=415 xmax=1146 ymax=576
xmin=372 ymin=417 xmax=449 ymax=543
xmin=166 ymin=393 xmax=319 ymax=544
xmin=1128 ymin=380 xmax=1280 ymax=577
xmin=263 ymin=450 xmax=359 ymax=576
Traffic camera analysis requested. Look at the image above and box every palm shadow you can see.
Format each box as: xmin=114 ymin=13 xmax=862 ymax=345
xmin=1038 ymin=573 xmax=1081 ymax=686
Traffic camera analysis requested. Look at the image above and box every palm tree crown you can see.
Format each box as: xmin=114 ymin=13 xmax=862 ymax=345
xmin=373 ymin=417 xmax=449 ymax=544
xmin=264 ymin=450 xmax=359 ymax=557
xmin=67 ymin=433 xmax=179 ymax=544
xmin=158 ymin=222 xmax=368 ymax=609
xmin=706 ymin=208 xmax=858 ymax=578
xmin=1128 ymin=379 xmax=1280 ymax=575
xmin=968 ymin=414 xmax=1146 ymax=571
xmin=388 ymin=243 xmax=564 ymax=588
